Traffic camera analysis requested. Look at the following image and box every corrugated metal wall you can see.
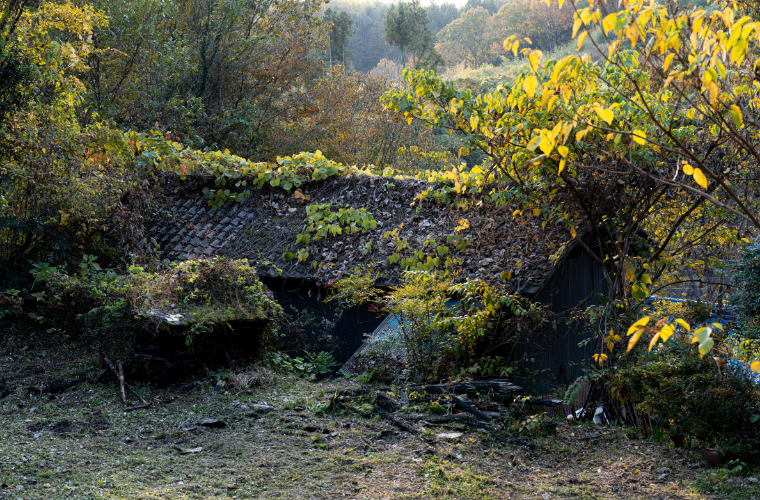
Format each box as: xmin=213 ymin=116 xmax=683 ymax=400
xmin=514 ymin=252 xmax=607 ymax=394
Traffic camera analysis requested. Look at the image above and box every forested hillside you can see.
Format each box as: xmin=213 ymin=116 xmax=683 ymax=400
xmin=3 ymin=0 xmax=760 ymax=497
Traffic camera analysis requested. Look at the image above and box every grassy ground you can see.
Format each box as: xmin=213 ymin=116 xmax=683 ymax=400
xmin=1 ymin=337 xmax=759 ymax=500
xmin=441 ymin=30 xmax=609 ymax=85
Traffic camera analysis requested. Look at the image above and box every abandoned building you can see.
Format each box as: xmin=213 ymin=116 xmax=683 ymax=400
xmin=146 ymin=173 xmax=608 ymax=393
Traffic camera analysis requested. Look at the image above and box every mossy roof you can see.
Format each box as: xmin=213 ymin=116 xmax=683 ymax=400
xmin=147 ymin=174 xmax=576 ymax=294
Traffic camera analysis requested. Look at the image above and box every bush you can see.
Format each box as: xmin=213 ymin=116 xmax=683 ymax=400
xmin=329 ymin=268 xmax=546 ymax=381
xmin=612 ymin=338 xmax=760 ymax=463
xmin=267 ymin=351 xmax=337 ymax=381
xmin=44 ymin=257 xmax=282 ymax=349
xmin=732 ymin=241 xmax=760 ymax=341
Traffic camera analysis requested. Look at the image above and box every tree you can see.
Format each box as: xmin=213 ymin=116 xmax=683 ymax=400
xmin=492 ymin=0 xmax=574 ymax=55
xmin=283 ymin=68 xmax=452 ymax=171
xmin=436 ymin=7 xmax=500 ymax=68
xmin=384 ymin=0 xmax=443 ymax=70
xmin=84 ymin=0 xmax=328 ymax=159
xmin=324 ymin=8 xmax=355 ymax=67
xmin=462 ymin=0 xmax=499 ymax=16
xmin=382 ymin=0 xmax=760 ymax=387
xmin=0 ymin=0 xmax=30 ymax=129
xmin=522 ymin=0 xmax=574 ymax=52
xmin=426 ymin=1 xmax=459 ymax=35
xmin=0 ymin=2 xmax=142 ymax=274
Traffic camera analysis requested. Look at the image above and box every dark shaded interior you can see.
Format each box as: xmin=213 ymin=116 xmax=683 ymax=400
xmin=261 ymin=277 xmax=386 ymax=366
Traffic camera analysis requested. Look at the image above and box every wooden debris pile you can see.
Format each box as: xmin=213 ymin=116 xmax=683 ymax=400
xmin=327 ymin=379 xmax=530 ymax=439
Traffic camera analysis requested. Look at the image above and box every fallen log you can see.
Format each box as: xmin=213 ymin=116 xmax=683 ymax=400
xmin=374 ymin=405 xmax=418 ymax=435
xmin=409 ymin=380 xmax=521 ymax=396
xmin=451 ymin=395 xmax=493 ymax=421
xmin=403 ymin=413 xmax=474 ymax=423
xmin=26 ymin=378 xmax=85 ymax=395
xmin=375 ymin=392 xmax=401 ymax=412
xmin=124 ymin=404 xmax=151 ymax=412
xmin=523 ymin=397 xmax=563 ymax=406
xmin=490 ymin=394 xmax=515 ymax=405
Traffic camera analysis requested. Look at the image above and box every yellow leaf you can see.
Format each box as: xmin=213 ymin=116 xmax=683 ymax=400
xmin=526 ymin=135 xmax=541 ymax=151
xmin=523 ymin=75 xmax=538 ymax=97
xmin=706 ymin=79 xmax=719 ymax=103
xmin=539 ymin=135 xmax=553 ymax=155
xmin=628 ymin=329 xmax=644 ymax=352
xmin=632 ymin=130 xmax=646 ymax=145
xmin=683 ymin=163 xmax=694 ymax=175
xmin=693 ymin=168 xmax=708 ymax=188
xmin=593 ymin=353 xmax=608 ymax=366
xmin=663 ymin=53 xmax=675 ymax=71
xmin=533 ymin=208 xmax=541 ymax=216
xmin=648 ymin=332 xmax=661 ymax=352
xmin=572 ymin=18 xmax=583 ymax=38
xmin=575 ymin=129 xmax=588 ymax=142
xmin=455 ymin=218 xmax=470 ymax=231
xmin=692 ymin=326 xmax=712 ymax=344
xmin=528 ymin=50 xmax=542 ymax=71
xmin=659 ymin=324 xmax=675 ymax=342
xmin=729 ymin=105 xmax=743 ymax=127
xmin=512 ymin=209 xmax=521 ymax=219
xmin=577 ymin=31 xmax=589 ymax=51
xmin=571 ymin=227 xmax=576 ymax=238
xmin=675 ymin=318 xmax=690 ymax=331
xmin=470 ymin=115 xmax=479 ymax=131
xmin=594 ymin=106 xmax=614 ymax=125
xmin=627 ymin=317 xmax=650 ymax=336
xmin=558 ymin=159 xmax=566 ymax=174
xmin=557 ymin=145 xmax=569 ymax=157
xmin=751 ymin=361 xmax=760 ymax=374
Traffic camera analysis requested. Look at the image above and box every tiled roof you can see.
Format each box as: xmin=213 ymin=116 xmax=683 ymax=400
xmin=147 ymin=174 xmax=575 ymax=293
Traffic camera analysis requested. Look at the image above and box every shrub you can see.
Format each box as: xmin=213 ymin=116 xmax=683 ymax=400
xmin=612 ymin=337 xmax=760 ymax=463
xmin=329 ymin=268 xmax=546 ymax=381
xmin=44 ymin=257 xmax=283 ymax=349
xmin=732 ymin=241 xmax=760 ymax=341
xmin=267 ymin=351 xmax=337 ymax=381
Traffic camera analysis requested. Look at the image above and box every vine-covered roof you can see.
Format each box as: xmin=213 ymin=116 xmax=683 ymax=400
xmin=147 ymin=174 xmax=576 ymax=294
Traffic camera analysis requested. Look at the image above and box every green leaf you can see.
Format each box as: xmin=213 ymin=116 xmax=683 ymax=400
xmin=698 ymin=338 xmax=714 ymax=357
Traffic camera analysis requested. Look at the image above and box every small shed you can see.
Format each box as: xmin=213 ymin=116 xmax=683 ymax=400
xmin=146 ymin=173 xmax=607 ymax=388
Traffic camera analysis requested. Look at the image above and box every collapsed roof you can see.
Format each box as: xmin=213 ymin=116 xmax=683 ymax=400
xmin=147 ymin=173 xmax=576 ymax=294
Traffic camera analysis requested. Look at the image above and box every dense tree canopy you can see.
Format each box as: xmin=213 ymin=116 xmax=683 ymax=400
xmin=384 ymin=0 xmax=760 ymax=368
xmin=325 ymin=8 xmax=355 ymax=67
xmin=86 ymin=0 xmax=327 ymax=158
xmin=436 ymin=7 xmax=500 ymax=68
xmin=384 ymin=0 xmax=443 ymax=70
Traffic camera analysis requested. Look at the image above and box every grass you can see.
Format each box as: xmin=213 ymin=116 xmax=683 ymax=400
xmin=1 ymin=335 xmax=759 ymax=499
xmin=441 ymin=30 xmax=609 ymax=86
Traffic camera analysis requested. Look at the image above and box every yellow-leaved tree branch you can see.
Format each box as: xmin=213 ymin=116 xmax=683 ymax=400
xmin=502 ymin=0 xmax=760 ymax=370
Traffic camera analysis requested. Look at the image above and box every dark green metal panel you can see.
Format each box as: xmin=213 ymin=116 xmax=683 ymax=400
xmin=514 ymin=252 xmax=607 ymax=394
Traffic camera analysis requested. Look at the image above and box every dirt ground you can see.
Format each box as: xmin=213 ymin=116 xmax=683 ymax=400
xmin=1 ymin=339 xmax=759 ymax=500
